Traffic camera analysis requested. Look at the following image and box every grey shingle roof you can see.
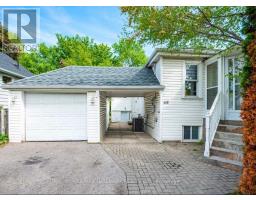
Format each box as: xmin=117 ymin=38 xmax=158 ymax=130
xmin=4 ymin=66 xmax=163 ymax=89
xmin=0 ymin=53 xmax=33 ymax=77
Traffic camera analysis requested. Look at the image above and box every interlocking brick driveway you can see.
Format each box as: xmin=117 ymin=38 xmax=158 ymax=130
xmin=103 ymin=142 xmax=240 ymax=195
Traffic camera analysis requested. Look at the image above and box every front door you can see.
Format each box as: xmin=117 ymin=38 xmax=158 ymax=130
xmin=224 ymin=57 xmax=242 ymax=120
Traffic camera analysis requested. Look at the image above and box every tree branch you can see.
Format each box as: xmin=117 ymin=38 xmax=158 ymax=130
xmin=197 ymin=7 xmax=243 ymax=43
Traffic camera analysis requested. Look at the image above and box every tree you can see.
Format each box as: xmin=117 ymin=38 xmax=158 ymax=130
xmin=112 ymin=38 xmax=147 ymax=67
xmin=0 ymin=25 xmax=21 ymax=60
xmin=121 ymin=7 xmax=245 ymax=50
xmin=19 ymin=34 xmax=147 ymax=74
xmin=239 ymin=7 xmax=256 ymax=194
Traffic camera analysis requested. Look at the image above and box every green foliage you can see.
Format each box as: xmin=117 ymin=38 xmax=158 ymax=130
xmin=240 ymin=7 xmax=256 ymax=91
xmin=18 ymin=34 xmax=147 ymax=74
xmin=197 ymin=140 xmax=204 ymax=145
xmin=112 ymin=38 xmax=147 ymax=67
xmin=0 ymin=25 xmax=22 ymax=60
xmin=0 ymin=134 xmax=8 ymax=145
xmin=121 ymin=7 xmax=245 ymax=50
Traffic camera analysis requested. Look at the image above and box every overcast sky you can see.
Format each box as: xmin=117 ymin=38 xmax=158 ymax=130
xmin=0 ymin=6 xmax=154 ymax=56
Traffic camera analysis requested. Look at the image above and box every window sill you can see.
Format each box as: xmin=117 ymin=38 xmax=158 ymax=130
xmin=182 ymin=139 xmax=201 ymax=143
xmin=181 ymin=96 xmax=203 ymax=100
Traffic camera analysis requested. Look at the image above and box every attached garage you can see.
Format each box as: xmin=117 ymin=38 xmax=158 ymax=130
xmin=4 ymin=66 xmax=163 ymax=143
xmin=25 ymin=93 xmax=87 ymax=141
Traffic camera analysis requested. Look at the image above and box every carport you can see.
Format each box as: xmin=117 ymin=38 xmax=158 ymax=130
xmin=99 ymin=89 xmax=161 ymax=143
xmin=4 ymin=66 xmax=164 ymax=143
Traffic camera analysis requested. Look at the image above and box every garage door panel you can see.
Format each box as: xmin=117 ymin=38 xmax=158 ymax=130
xmin=25 ymin=93 xmax=87 ymax=141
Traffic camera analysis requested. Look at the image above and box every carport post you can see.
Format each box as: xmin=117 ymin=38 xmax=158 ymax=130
xmin=87 ymin=91 xmax=101 ymax=143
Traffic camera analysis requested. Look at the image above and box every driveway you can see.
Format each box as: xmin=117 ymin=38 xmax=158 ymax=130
xmin=0 ymin=142 xmax=127 ymax=194
xmin=0 ymin=142 xmax=240 ymax=194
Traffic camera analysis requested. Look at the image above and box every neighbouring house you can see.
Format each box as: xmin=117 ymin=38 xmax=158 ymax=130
xmin=0 ymin=53 xmax=33 ymax=134
xmin=3 ymin=47 xmax=244 ymax=168
xmin=111 ymin=97 xmax=144 ymax=123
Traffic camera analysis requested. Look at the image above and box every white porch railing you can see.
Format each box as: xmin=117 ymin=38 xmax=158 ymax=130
xmin=204 ymin=92 xmax=222 ymax=157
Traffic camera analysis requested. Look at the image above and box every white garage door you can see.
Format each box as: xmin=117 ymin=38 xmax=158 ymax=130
xmin=25 ymin=93 xmax=87 ymax=141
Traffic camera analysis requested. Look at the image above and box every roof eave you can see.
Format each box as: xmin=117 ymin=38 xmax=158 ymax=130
xmin=3 ymin=85 xmax=165 ymax=91
xmin=0 ymin=67 xmax=26 ymax=78
xmin=146 ymin=49 xmax=218 ymax=67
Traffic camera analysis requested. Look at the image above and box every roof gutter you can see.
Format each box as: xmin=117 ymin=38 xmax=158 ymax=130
xmin=0 ymin=67 xmax=26 ymax=78
xmin=3 ymin=85 xmax=165 ymax=91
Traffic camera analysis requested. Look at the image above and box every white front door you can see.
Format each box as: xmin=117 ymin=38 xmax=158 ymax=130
xmin=224 ymin=57 xmax=242 ymax=120
xmin=25 ymin=93 xmax=87 ymax=141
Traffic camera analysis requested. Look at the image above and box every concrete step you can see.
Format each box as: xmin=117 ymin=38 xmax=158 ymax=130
xmin=209 ymin=155 xmax=242 ymax=172
xmin=215 ymin=131 xmax=243 ymax=143
xmin=219 ymin=120 xmax=242 ymax=126
xmin=217 ymin=124 xmax=243 ymax=134
xmin=212 ymin=138 xmax=244 ymax=152
xmin=210 ymin=146 xmax=243 ymax=162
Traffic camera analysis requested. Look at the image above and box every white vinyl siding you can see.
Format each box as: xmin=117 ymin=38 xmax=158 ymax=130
xmin=153 ymin=60 xmax=161 ymax=82
xmin=0 ymin=73 xmax=18 ymax=108
xmin=25 ymin=93 xmax=87 ymax=141
xmin=144 ymin=92 xmax=161 ymax=141
xmin=8 ymin=91 xmax=25 ymax=142
xmin=87 ymin=91 xmax=101 ymax=143
xmin=100 ymin=92 xmax=107 ymax=139
xmin=160 ymin=59 xmax=205 ymax=141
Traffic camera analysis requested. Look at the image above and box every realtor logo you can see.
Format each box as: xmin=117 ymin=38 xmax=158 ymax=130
xmin=3 ymin=9 xmax=37 ymax=43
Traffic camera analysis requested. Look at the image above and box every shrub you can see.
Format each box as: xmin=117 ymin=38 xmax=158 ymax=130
xmin=240 ymin=7 xmax=256 ymax=194
xmin=0 ymin=134 xmax=8 ymax=145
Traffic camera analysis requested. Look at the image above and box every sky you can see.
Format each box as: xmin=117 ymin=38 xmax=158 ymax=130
xmin=0 ymin=6 xmax=154 ymax=56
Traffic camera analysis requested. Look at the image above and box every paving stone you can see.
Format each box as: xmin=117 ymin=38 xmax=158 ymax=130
xmin=103 ymin=142 xmax=240 ymax=195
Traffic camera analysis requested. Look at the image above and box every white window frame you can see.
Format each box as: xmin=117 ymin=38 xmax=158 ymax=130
xmin=226 ymin=56 xmax=242 ymax=111
xmin=182 ymin=125 xmax=201 ymax=142
xmin=183 ymin=62 xmax=201 ymax=98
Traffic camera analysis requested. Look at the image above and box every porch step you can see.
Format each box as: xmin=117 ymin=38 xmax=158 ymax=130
xmin=207 ymin=120 xmax=244 ymax=172
xmin=209 ymin=156 xmax=242 ymax=172
xmin=219 ymin=120 xmax=243 ymax=126
xmin=217 ymin=124 xmax=243 ymax=134
xmin=215 ymin=131 xmax=243 ymax=143
xmin=210 ymin=146 xmax=243 ymax=162
xmin=212 ymin=138 xmax=244 ymax=152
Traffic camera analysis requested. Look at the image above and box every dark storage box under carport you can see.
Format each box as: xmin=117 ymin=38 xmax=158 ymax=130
xmin=132 ymin=117 xmax=144 ymax=132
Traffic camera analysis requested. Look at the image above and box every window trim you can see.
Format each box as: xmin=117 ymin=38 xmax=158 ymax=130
xmin=183 ymin=62 xmax=199 ymax=98
xmin=226 ymin=56 xmax=242 ymax=111
xmin=182 ymin=125 xmax=201 ymax=142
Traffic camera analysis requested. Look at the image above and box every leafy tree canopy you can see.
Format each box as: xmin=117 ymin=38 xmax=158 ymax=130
xmin=112 ymin=38 xmax=147 ymax=66
xmin=121 ymin=6 xmax=246 ymax=50
xmin=18 ymin=34 xmax=147 ymax=74
xmin=0 ymin=25 xmax=21 ymax=60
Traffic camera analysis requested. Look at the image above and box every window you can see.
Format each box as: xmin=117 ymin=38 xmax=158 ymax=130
xmin=2 ymin=76 xmax=12 ymax=84
xmin=185 ymin=64 xmax=198 ymax=96
xmin=227 ymin=57 xmax=242 ymax=110
xmin=183 ymin=126 xmax=200 ymax=141
xmin=207 ymin=61 xmax=218 ymax=109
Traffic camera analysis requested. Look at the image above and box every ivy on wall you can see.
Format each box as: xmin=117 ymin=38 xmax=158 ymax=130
xmin=240 ymin=6 xmax=256 ymax=194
